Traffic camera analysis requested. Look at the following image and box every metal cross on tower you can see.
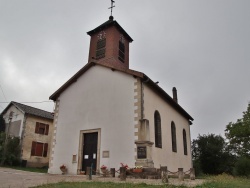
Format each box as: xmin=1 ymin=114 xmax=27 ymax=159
xmin=108 ymin=0 xmax=115 ymax=16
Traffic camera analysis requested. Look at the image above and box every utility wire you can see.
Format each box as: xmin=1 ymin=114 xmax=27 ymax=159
xmin=0 ymin=84 xmax=8 ymax=102
xmin=0 ymin=101 xmax=53 ymax=103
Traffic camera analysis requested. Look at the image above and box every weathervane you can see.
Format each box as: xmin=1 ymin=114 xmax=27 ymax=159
xmin=108 ymin=0 xmax=115 ymax=16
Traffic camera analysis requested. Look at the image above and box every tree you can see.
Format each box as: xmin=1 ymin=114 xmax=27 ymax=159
xmin=234 ymin=157 xmax=250 ymax=177
xmin=192 ymin=134 xmax=234 ymax=175
xmin=0 ymin=132 xmax=21 ymax=166
xmin=0 ymin=115 xmax=5 ymax=132
xmin=225 ymin=103 xmax=250 ymax=158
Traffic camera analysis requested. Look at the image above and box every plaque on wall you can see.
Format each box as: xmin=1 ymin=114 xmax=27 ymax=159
xmin=137 ymin=146 xmax=146 ymax=159
xmin=102 ymin=151 xmax=109 ymax=158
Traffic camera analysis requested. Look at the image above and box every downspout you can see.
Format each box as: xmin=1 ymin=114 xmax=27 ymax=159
xmin=20 ymin=115 xmax=27 ymax=160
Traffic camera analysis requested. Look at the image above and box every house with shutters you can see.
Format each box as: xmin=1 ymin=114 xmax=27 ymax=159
xmin=1 ymin=101 xmax=54 ymax=167
xmin=48 ymin=15 xmax=194 ymax=175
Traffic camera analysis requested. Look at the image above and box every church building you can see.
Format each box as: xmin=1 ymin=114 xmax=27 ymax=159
xmin=48 ymin=15 xmax=194 ymax=175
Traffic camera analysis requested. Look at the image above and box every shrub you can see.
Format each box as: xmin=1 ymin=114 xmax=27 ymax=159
xmin=193 ymin=159 xmax=203 ymax=177
xmin=234 ymin=157 xmax=250 ymax=177
xmin=0 ymin=133 xmax=21 ymax=166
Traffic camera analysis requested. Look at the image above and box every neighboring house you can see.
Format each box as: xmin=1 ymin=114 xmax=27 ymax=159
xmin=48 ymin=16 xmax=194 ymax=175
xmin=1 ymin=101 xmax=54 ymax=167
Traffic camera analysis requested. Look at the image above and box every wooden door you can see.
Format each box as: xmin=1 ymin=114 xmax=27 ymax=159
xmin=82 ymin=132 xmax=98 ymax=174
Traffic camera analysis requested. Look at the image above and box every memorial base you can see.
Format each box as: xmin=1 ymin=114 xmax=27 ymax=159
xmin=135 ymin=141 xmax=154 ymax=168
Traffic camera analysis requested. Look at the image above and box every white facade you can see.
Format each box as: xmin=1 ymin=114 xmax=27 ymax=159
xmin=49 ymin=64 xmax=193 ymax=174
xmin=144 ymin=85 xmax=192 ymax=171
xmin=49 ymin=65 xmax=137 ymax=174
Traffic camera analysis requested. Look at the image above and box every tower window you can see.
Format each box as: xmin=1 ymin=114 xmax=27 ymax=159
xmin=96 ymin=38 xmax=106 ymax=59
xmin=118 ymin=39 xmax=125 ymax=63
xmin=154 ymin=111 xmax=162 ymax=148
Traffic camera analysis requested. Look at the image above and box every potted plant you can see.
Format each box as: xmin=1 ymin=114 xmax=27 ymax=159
xmin=100 ymin=165 xmax=108 ymax=176
xmin=60 ymin=164 xmax=67 ymax=174
xmin=133 ymin=166 xmax=143 ymax=173
xmin=100 ymin=165 xmax=107 ymax=172
xmin=120 ymin=163 xmax=129 ymax=169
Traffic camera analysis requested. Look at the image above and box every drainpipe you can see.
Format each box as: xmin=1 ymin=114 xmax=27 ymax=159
xmin=20 ymin=115 xmax=27 ymax=160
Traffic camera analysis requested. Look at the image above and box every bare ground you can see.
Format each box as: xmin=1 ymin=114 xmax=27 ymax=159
xmin=0 ymin=167 xmax=205 ymax=188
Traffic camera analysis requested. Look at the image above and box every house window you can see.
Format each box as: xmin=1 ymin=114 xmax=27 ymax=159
xmin=118 ymin=35 xmax=125 ymax=63
xmin=96 ymin=38 xmax=106 ymax=59
xmin=154 ymin=111 xmax=162 ymax=148
xmin=171 ymin=121 xmax=177 ymax=152
xmin=31 ymin=141 xmax=48 ymax=157
xmin=183 ymin=129 xmax=188 ymax=155
xmin=35 ymin=122 xmax=49 ymax=135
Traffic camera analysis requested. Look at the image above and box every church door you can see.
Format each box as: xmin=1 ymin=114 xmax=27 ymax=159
xmin=82 ymin=132 xmax=98 ymax=174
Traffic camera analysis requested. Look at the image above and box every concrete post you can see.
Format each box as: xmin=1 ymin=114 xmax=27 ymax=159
xmin=190 ymin=168 xmax=195 ymax=180
xmin=86 ymin=167 xmax=92 ymax=180
xmin=110 ymin=168 xmax=115 ymax=177
xmin=120 ymin=167 xmax=126 ymax=181
xmin=160 ymin=166 xmax=168 ymax=183
xmin=178 ymin=168 xmax=184 ymax=181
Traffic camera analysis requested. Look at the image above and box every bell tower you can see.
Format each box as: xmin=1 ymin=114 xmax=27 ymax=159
xmin=87 ymin=16 xmax=133 ymax=69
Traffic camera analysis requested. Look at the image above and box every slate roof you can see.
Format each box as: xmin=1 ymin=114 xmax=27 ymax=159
xmin=87 ymin=16 xmax=133 ymax=42
xmin=1 ymin=101 xmax=54 ymax=120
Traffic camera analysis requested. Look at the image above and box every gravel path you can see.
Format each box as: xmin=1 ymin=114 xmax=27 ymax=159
xmin=0 ymin=167 xmax=205 ymax=188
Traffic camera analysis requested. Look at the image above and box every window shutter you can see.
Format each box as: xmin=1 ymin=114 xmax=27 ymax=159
xmin=35 ymin=122 xmax=40 ymax=133
xmin=31 ymin=141 xmax=36 ymax=156
xmin=36 ymin=142 xmax=43 ymax=156
xmin=43 ymin=143 xmax=48 ymax=157
xmin=45 ymin=124 xmax=49 ymax=135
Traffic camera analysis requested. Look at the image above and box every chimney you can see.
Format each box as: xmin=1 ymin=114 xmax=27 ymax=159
xmin=172 ymin=87 xmax=178 ymax=103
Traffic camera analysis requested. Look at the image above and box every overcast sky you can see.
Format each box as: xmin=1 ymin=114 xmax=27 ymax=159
xmin=1 ymin=0 xmax=249 ymax=139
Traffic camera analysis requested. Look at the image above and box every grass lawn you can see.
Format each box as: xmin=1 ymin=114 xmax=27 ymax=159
xmin=32 ymin=174 xmax=250 ymax=188
xmin=196 ymin=174 xmax=250 ymax=188
xmin=5 ymin=165 xmax=48 ymax=173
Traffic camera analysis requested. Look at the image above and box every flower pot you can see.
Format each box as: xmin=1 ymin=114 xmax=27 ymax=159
xmin=60 ymin=167 xmax=67 ymax=175
xmin=133 ymin=168 xmax=143 ymax=173
xmin=101 ymin=168 xmax=108 ymax=177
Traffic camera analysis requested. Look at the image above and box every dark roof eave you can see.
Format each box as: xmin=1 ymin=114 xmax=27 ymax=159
xmin=49 ymin=63 xmax=95 ymax=101
xmin=142 ymin=74 xmax=194 ymax=121
xmin=1 ymin=101 xmax=54 ymax=120
xmin=49 ymin=62 xmax=143 ymax=101
xmin=49 ymin=63 xmax=193 ymax=122
xmin=87 ymin=20 xmax=133 ymax=42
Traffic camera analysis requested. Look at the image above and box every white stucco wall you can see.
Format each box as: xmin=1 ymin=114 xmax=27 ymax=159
xmin=49 ymin=65 xmax=136 ymax=174
xmin=143 ymin=85 xmax=192 ymax=172
xmin=2 ymin=105 xmax=25 ymax=138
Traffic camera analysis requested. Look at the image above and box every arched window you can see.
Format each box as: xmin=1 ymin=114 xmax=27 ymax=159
xmin=183 ymin=129 xmax=187 ymax=155
xmin=154 ymin=111 xmax=162 ymax=148
xmin=171 ymin=121 xmax=177 ymax=152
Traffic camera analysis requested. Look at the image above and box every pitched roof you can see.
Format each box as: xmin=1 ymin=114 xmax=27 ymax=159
xmin=49 ymin=62 xmax=193 ymax=121
xmin=141 ymin=75 xmax=194 ymax=121
xmin=49 ymin=61 xmax=143 ymax=101
xmin=1 ymin=101 xmax=54 ymax=120
xmin=87 ymin=16 xmax=133 ymax=42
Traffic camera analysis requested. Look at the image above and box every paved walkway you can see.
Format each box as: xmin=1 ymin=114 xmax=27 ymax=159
xmin=0 ymin=168 xmax=85 ymax=188
xmin=0 ymin=167 xmax=205 ymax=188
